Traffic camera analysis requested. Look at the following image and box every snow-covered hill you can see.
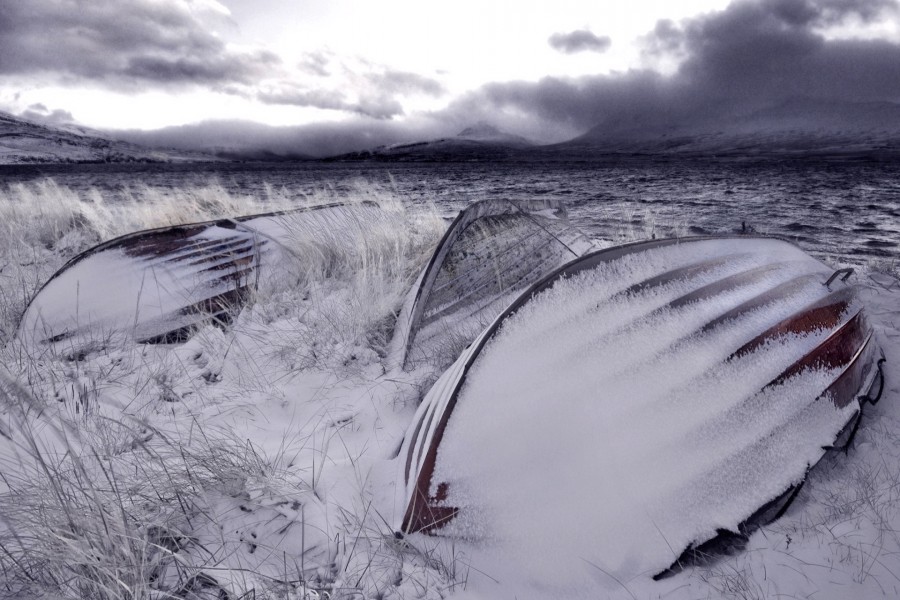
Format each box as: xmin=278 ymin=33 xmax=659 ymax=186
xmin=0 ymin=111 xmax=217 ymax=164
xmin=560 ymin=99 xmax=900 ymax=159
xmin=328 ymin=102 xmax=900 ymax=162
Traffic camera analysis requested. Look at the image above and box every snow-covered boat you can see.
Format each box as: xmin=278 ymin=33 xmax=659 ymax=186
xmin=389 ymin=199 xmax=595 ymax=369
xmin=395 ymin=236 xmax=885 ymax=578
xmin=17 ymin=202 xmax=384 ymax=352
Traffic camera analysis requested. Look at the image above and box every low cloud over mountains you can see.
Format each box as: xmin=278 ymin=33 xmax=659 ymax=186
xmin=447 ymin=0 xmax=900 ymax=141
xmin=3 ymin=0 xmax=899 ymax=157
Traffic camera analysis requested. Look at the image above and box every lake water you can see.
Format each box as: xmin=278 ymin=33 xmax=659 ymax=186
xmin=2 ymin=159 xmax=898 ymax=266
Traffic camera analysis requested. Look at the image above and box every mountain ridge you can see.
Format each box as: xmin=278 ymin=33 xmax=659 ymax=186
xmin=324 ymin=100 xmax=900 ymax=162
xmin=326 ymin=123 xmax=534 ymax=162
xmin=6 ymin=98 xmax=900 ymax=165
xmin=0 ymin=111 xmax=218 ymax=165
xmin=558 ymin=98 xmax=900 ymax=158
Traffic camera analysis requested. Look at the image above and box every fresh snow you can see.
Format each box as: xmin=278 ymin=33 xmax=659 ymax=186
xmin=18 ymin=203 xmax=391 ymax=351
xmin=407 ymin=240 xmax=851 ymax=592
xmin=433 ymin=267 xmax=900 ymax=600
xmin=0 ymin=184 xmax=897 ymax=600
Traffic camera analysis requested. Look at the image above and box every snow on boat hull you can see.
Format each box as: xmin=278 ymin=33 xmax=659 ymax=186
xmin=17 ymin=202 xmax=382 ymax=352
xmin=390 ymin=199 xmax=594 ymax=369
xmin=395 ymin=236 xmax=885 ymax=579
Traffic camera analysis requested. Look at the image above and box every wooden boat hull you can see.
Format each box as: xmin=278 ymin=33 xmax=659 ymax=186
xmin=389 ymin=198 xmax=595 ymax=369
xmin=395 ymin=236 xmax=885 ymax=578
xmin=17 ymin=202 xmax=383 ymax=352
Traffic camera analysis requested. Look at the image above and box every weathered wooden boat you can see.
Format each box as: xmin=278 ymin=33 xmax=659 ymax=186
xmin=389 ymin=199 xmax=595 ymax=369
xmin=395 ymin=236 xmax=885 ymax=579
xmin=17 ymin=202 xmax=383 ymax=353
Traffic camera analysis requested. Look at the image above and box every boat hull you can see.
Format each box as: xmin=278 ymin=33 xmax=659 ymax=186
xmin=395 ymin=236 xmax=885 ymax=578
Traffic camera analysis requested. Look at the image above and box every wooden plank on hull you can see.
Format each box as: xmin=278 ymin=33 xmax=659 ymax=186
xmin=392 ymin=198 xmax=595 ymax=369
xmin=729 ymin=286 xmax=857 ymax=360
xmin=763 ymin=310 xmax=868 ymax=388
xmin=17 ymin=202 xmax=383 ymax=352
xmin=394 ymin=235 xmax=884 ymax=580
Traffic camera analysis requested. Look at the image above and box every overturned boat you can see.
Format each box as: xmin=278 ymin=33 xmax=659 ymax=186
xmin=17 ymin=202 xmax=384 ymax=352
xmin=390 ymin=199 xmax=595 ymax=369
xmin=18 ymin=197 xmax=595 ymax=361
xmin=395 ymin=236 xmax=885 ymax=579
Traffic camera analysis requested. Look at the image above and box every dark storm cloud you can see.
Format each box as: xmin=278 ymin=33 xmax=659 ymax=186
xmin=95 ymin=0 xmax=900 ymax=156
xmin=19 ymin=103 xmax=75 ymax=125
xmin=446 ymin=72 xmax=673 ymax=137
xmin=299 ymin=52 xmax=332 ymax=77
xmin=119 ymin=116 xmax=448 ymax=158
xmin=258 ymin=85 xmax=404 ymax=119
xmin=0 ymin=0 xmax=280 ymax=87
xmin=124 ymin=0 xmax=900 ymax=156
xmin=352 ymin=95 xmax=405 ymax=119
xmin=668 ymin=0 xmax=900 ymax=104
xmin=444 ymin=0 xmax=900 ymax=140
xmin=258 ymin=85 xmax=405 ymax=119
xmin=258 ymin=88 xmax=351 ymax=111
xmin=642 ymin=19 xmax=685 ymax=57
xmin=123 ymin=51 xmax=279 ymax=85
xmin=368 ymin=70 xmax=445 ymax=97
xmin=548 ymin=30 xmax=613 ymax=54
xmin=259 ymin=67 xmax=443 ymax=119
xmin=776 ymin=0 xmax=898 ymax=24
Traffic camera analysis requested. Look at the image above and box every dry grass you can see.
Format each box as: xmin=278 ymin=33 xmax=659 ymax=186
xmin=241 ymin=190 xmax=444 ymax=372
xmin=6 ymin=176 xmax=895 ymax=600
xmin=0 ymin=365 xmax=289 ymax=599
xmin=0 ymin=178 xmax=297 ymax=343
xmin=0 ymin=178 xmax=452 ymax=599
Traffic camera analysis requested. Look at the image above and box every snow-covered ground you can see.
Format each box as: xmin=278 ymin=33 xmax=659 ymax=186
xmin=0 ymin=179 xmax=897 ymax=599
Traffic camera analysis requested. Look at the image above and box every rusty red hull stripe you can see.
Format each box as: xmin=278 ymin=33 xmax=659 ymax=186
xmin=699 ymin=274 xmax=821 ymax=334
xmin=398 ymin=237 xmax=881 ymax=536
xmin=729 ymin=286 xmax=856 ymax=360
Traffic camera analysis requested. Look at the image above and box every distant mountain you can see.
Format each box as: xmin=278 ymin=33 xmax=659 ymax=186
xmin=0 ymin=111 xmax=216 ymax=164
xmin=329 ymin=122 xmax=534 ymax=162
xmin=326 ymin=101 xmax=900 ymax=163
xmin=117 ymin=120 xmax=319 ymax=162
xmin=11 ymin=97 xmax=894 ymax=166
xmin=560 ymin=99 xmax=900 ymax=159
xmin=455 ymin=122 xmax=532 ymax=145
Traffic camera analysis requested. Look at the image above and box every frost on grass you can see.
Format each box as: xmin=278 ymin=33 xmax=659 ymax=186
xmin=0 ymin=178 xmax=898 ymax=600
xmin=0 ymin=370 xmax=332 ymax=600
xmin=0 ymin=179 xmax=451 ymax=599
xmin=0 ymin=178 xmax=299 ymax=344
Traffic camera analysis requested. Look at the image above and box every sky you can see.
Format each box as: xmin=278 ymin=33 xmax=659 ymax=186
xmin=1 ymin=0 xmax=899 ymax=155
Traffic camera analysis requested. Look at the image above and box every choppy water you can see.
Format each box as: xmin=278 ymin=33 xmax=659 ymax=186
xmin=2 ymin=159 xmax=898 ymax=265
